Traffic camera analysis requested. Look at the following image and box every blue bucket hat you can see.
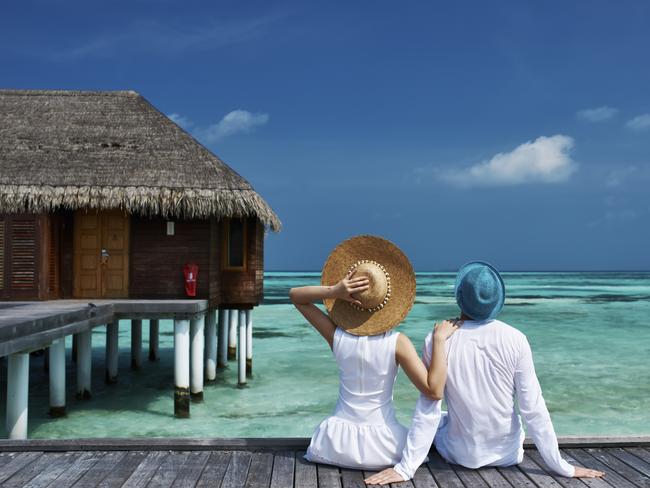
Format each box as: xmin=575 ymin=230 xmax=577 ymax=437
xmin=455 ymin=261 xmax=505 ymax=321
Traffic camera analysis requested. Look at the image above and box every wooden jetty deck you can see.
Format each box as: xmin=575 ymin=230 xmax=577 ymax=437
xmin=0 ymin=437 xmax=648 ymax=487
xmin=0 ymin=300 xmax=256 ymax=439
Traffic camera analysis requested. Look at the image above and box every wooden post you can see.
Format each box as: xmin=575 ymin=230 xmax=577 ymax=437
xmin=228 ymin=309 xmax=237 ymax=360
xmin=49 ymin=338 xmax=66 ymax=417
xmin=131 ymin=319 xmax=142 ymax=370
xmin=174 ymin=319 xmax=190 ymax=418
xmin=105 ymin=322 xmax=119 ymax=384
xmin=246 ymin=309 xmax=253 ymax=377
xmin=190 ymin=315 xmax=205 ymax=402
xmin=149 ymin=319 xmax=159 ymax=361
xmin=6 ymin=352 xmax=29 ymax=439
xmin=76 ymin=330 xmax=92 ymax=399
xmin=217 ymin=309 xmax=228 ymax=369
xmin=238 ymin=310 xmax=247 ymax=386
xmin=204 ymin=309 xmax=217 ymax=381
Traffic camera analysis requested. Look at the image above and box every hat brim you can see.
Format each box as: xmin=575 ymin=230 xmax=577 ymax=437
xmin=321 ymin=235 xmax=416 ymax=336
xmin=455 ymin=261 xmax=505 ymax=320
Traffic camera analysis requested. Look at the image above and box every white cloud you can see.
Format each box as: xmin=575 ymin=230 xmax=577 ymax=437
xmin=167 ymin=113 xmax=193 ymax=130
xmin=577 ymin=106 xmax=619 ymax=122
xmin=439 ymin=135 xmax=577 ymax=187
xmin=626 ymin=113 xmax=650 ymax=131
xmin=200 ymin=110 xmax=270 ymax=143
xmin=606 ymin=165 xmax=637 ymax=188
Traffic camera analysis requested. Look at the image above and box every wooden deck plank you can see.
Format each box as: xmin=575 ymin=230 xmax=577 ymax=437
xmin=518 ymin=452 xmax=565 ymax=487
xmin=559 ymin=450 xmax=612 ymax=488
xmin=245 ymin=451 xmax=275 ymax=488
xmin=23 ymin=452 xmax=80 ymax=488
xmin=426 ymin=451 xmax=464 ymax=488
xmin=618 ymin=449 xmax=650 ymax=477
xmin=3 ymin=452 xmax=63 ymax=488
xmin=196 ymin=451 xmax=232 ymax=488
xmin=97 ymin=450 xmax=149 ymax=488
xmin=625 ymin=448 xmax=650 ymax=465
xmin=497 ymin=464 xmax=539 ymax=488
xmin=145 ymin=451 xmax=191 ymax=488
xmin=565 ymin=449 xmax=638 ymax=488
xmin=317 ymin=463 xmax=341 ymax=488
xmin=170 ymin=451 xmax=210 ymax=487
xmin=122 ymin=451 xmax=170 ymax=488
xmin=295 ymin=452 xmax=318 ymax=488
xmin=0 ymin=445 xmax=644 ymax=488
xmin=584 ymin=448 xmax=649 ymax=487
xmin=526 ymin=450 xmax=588 ymax=488
xmin=340 ymin=468 xmax=365 ymax=488
xmin=221 ymin=450 xmax=253 ymax=488
xmin=72 ymin=451 xmax=126 ymax=487
xmin=411 ymin=464 xmax=439 ymax=488
xmin=0 ymin=452 xmax=43 ymax=484
xmin=475 ymin=467 xmax=514 ymax=488
xmin=46 ymin=451 xmax=106 ymax=488
xmin=270 ymin=450 xmax=295 ymax=488
xmin=452 ymin=463 xmax=490 ymax=487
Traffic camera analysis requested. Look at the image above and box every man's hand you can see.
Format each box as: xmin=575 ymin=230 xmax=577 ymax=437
xmin=573 ymin=466 xmax=605 ymax=478
xmin=364 ymin=468 xmax=405 ymax=485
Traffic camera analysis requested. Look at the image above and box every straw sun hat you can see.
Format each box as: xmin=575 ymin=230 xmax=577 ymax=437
xmin=321 ymin=235 xmax=416 ymax=336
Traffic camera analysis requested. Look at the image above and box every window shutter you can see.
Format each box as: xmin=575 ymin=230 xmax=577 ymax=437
xmin=11 ymin=218 xmax=37 ymax=289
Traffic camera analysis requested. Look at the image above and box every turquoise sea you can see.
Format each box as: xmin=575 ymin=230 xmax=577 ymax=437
xmin=2 ymin=272 xmax=649 ymax=439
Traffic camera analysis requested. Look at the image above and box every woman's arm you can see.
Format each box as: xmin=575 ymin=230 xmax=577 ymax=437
xmin=289 ymin=273 xmax=369 ymax=349
xmin=396 ymin=320 xmax=459 ymax=400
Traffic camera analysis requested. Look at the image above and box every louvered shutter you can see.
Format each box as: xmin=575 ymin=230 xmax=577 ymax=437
xmin=10 ymin=218 xmax=37 ymax=289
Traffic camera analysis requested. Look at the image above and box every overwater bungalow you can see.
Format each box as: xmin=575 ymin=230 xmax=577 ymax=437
xmin=0 ymin=89 xmax=280 ymax=437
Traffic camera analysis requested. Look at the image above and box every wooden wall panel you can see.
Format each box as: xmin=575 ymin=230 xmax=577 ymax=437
xmin=129 ymin=217 xmax=211 ymax=299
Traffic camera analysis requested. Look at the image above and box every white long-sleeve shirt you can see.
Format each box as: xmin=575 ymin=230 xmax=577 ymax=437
xmin=394 ymin=319 xmax=574 ymax=480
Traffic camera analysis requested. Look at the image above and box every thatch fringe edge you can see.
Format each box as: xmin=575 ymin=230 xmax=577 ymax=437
xmin=0 ymin=185 xmax=281 ymax=232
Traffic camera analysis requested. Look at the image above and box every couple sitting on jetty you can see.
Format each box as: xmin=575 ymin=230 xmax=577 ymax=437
xmin=289 ymin=235 xmax=605 ymax=485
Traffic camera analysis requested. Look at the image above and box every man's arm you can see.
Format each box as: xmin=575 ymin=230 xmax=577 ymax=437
xmin=394 ymin=332 xmax=443 ymax=479
xmin=514 ymin=337 xmax=575 ymax=477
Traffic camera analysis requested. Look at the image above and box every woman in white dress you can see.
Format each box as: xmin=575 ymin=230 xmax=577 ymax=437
xmin=289 ymin=235 xmax=459 ymax=471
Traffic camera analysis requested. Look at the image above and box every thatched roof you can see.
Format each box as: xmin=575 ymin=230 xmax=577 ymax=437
xmin=0 ymin=89 xmax=280 ymax=231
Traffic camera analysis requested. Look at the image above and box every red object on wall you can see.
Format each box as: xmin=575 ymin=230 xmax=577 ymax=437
xmin=183 ymin=263 xmax=199 ymax=297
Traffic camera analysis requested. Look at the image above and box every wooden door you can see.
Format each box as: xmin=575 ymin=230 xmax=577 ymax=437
xmin=73 ymin=210 xmax=129 ymax=298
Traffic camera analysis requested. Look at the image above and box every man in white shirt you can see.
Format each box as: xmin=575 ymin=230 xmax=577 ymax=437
xmin=365 ymin=262 xmax=605 ymax=485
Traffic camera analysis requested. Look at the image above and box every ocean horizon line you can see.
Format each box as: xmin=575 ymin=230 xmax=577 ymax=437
xmin=265 ymin=269 xmax=650 ymax=274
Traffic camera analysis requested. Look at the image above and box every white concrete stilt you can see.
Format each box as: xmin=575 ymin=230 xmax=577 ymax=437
xmin=217 ymin=309 xmax=228 ymax=368
xmin=228 ymin=309 xmax=237 ymax=360
xmin=105 ymin=322 xmax=119 ymax=384
xmin=238 ymin=310 xmax=247 ymax=386
xmin=49 ymin=338 xmax=66 ymax=417
xmin=6 ymin=352 xmax=29 ymax=439
xmin=174 ymin=319 xmax=190 ymax=418
xmin=246 ymin=309 xmax=253 ymax=377
xmin=190 ymin=315 xmax=205 ymax=402
xmin=149 ymin=319 xmax=159 ymax=362
xmin=131 ymin=319 xmax=142 ymax=370
xmin=204 ymin=309 xmax=217 ymax=381
xmin=76 ymin=330 xmax=92 ymax=399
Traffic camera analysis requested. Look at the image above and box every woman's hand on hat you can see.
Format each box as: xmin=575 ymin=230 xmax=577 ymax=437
xmin=331 ymin=272 xmax=370 ymax=306
xmin=433 ymin=319 xmax=461 ymax=341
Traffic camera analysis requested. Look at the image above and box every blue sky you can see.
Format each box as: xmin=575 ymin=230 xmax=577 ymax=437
xmin=2 ymin=1 xmax=649 ymax=270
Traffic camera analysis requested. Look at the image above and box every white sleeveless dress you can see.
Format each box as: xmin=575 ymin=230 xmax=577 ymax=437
xmin=305 ymin=327 xmax=409 ymax=469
